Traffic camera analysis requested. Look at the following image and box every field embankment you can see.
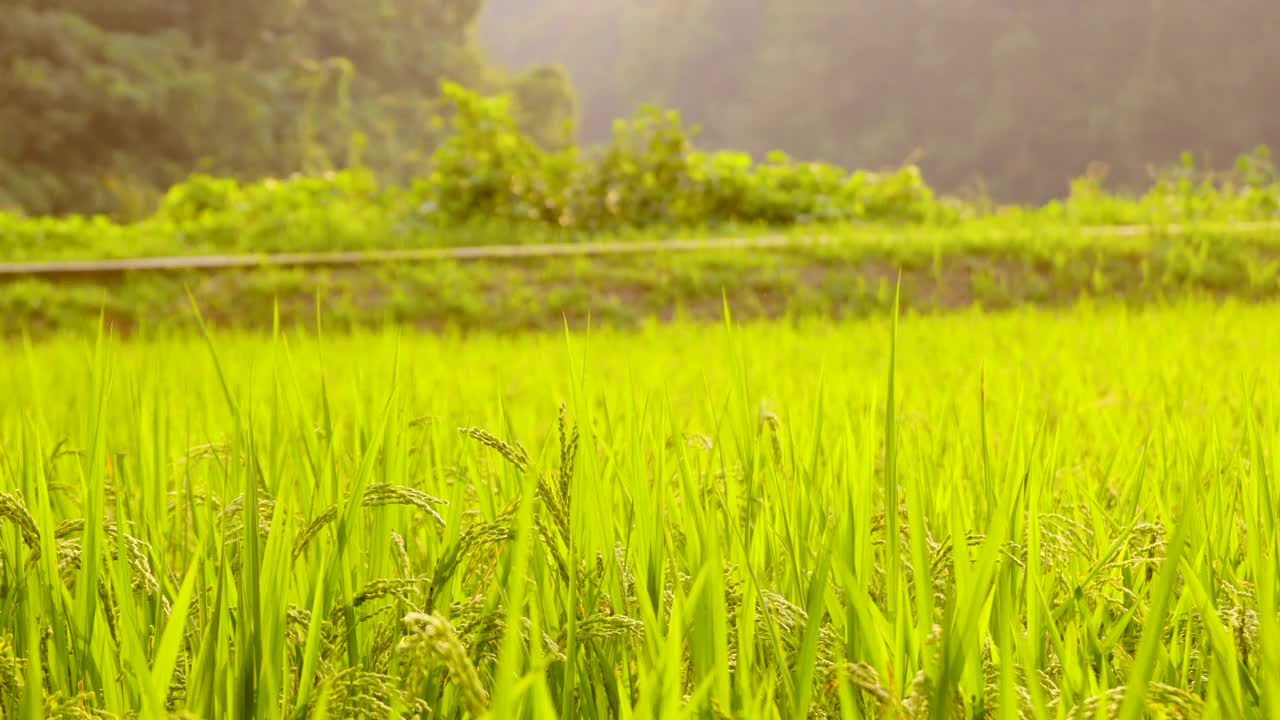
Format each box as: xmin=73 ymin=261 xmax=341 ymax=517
xmin=2 ymin=222 xmax=1278 ymax=336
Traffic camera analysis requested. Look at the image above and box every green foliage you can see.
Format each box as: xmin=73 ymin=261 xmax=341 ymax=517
xmin=1045 ymin=148 xmax=1280 ymax=226
xmin=0 ymin=7 xmax=244 ymax=215
xmin=416 ymin=85 xmax=952 ymax=231
xmin=418 ymin=83 xmax=579 ymax=228
xmin=0 ymin=172 xmax=400 ymax=260
xmin=9 ymin=0 xmax=1278 ymax=214
xmin=153 ymin=171 xmax=392 ymax=253
xmin=0 ymin=84 xmax=1277 ymax=265
xmin=0 ymin=0 xmax=576 ymax=216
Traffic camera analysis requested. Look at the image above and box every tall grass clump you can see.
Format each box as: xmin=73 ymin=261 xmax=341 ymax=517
xmin=0 ymin=298 xmax=1277 ymax=717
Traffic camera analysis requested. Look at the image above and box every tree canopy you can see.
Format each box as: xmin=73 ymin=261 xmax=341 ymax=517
xmin=6 ymin=0 xmax=1277 ymax=214
xmin=0 ymin=0 xmax=575 ymax=214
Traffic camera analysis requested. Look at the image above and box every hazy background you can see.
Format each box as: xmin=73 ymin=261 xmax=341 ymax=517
xmin=480 ymin=0 xmax=1280 ymax=202
xmin=4 ymin=0 xmax=1277 ymax=214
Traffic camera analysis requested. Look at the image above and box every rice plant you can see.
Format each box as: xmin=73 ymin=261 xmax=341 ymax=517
xmin=0 ymin=298 xmax=1277 ymax=718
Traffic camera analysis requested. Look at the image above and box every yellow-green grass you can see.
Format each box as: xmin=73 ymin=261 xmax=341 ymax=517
xmin=0 ymin=298 xmax=1277 ymax=718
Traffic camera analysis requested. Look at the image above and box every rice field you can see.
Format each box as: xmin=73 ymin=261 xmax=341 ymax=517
xmin=1 ymin=298 xmax=1278 ymax=718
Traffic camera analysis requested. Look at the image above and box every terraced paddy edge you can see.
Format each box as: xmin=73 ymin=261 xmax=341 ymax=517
xmin=3 ymin=225 xmax=1280 ymax=336
xmin=1 ymin=301 xmax=1277 ymax=718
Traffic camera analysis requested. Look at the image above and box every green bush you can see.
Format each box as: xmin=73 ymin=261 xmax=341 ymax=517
xmin=411 ymin=87 xmax=954 ymax=231
xmin=415 ymin=84 xmax=577 ymax=228
xmin=1053 ymin=150 xmax=1280 ymax=226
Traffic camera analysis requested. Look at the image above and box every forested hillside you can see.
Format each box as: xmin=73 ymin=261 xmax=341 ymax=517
xmin=479 ymin=0 xmax=1280 ymax=201
xmin=7 ymin=0 xmax=1278 ymax=215
xmin=0 ymin=0 xmax=575 ymax=215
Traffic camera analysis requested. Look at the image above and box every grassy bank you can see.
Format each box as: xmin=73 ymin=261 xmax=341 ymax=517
xmin=3 ymin=222 xmax=1278 ymax=336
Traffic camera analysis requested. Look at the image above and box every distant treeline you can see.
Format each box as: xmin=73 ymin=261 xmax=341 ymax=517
xmin=6 ymin=0 xmax=1278 ymax=217
xmin=479 ymin=0 xmax=1280 ymax=202
xmin=0 ymin=0 xmax=576 ymax=215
